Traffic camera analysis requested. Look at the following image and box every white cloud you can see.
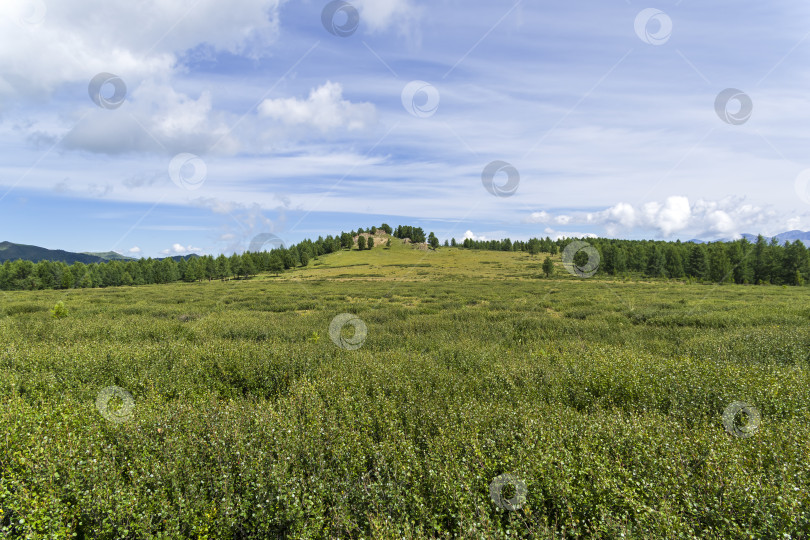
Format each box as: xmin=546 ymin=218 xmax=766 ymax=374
xmin=543 ymin=227 xmax=597 ymax=241
xmin=161 ymin=243 xmax=202 ymax=255
xmin=128 ymin=246 xmax=142 ymax=254
xmin=705 ymin=210 xmax=735 ymax=235
xmin=61 ymin=81 xmax=238 ymax=155
xmin=656 ymin=196 xmax=692 ymax=236
xmin=2 ymin=0 xmax=282 ymax=156
xmin=786 ymin=216 xmax=803 ymax=230
xmin=528 ymin=196 xmax=789 ymax=239
xmin=353 ymin=0 xmax=421 ymax=35
xmin=258 ymin=82 xmax=376 ymax=133
xmin=0 ymin=0 xmax=283 ymax=101
xmin=526 ymin=211 xmax=551 ymax=223
xmin=554 ymin=215 xmax=571 ymax=225
xmin=526 ymin=212 xmax=572 ymax=225
xmin=463 ymin=230 xmax=487 ymax=241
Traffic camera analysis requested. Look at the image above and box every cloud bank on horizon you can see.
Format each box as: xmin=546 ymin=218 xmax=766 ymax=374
xmin=1 ymin=0 xmax=810 ymax=256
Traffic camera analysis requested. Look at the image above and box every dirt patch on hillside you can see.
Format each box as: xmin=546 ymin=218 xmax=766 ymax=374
xmin=353 ymin=230 xmax=389 ymax=244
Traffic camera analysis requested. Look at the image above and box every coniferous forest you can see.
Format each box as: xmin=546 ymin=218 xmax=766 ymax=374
xmin=1 ymin=228 xmax=809 ymax=291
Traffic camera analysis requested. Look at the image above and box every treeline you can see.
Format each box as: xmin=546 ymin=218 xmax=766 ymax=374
xmin=4 ymin=225 xmax=806 ymax=291
xmin=459 ymin=235 xmax=810 ymax=285
xmin=0 ymin=249 xmax=302 ymax=291
xmin=0 ymin=224 xmax=398 ymax=291
xmin=458 ymin=236 xmax=560 ymax=254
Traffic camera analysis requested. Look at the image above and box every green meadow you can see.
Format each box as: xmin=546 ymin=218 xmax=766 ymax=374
xmin=1 ymin=237 xmax=809 ymax=538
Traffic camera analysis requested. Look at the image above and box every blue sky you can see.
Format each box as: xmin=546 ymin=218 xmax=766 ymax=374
xmin=1 ymin=0 xmax=810 ymax=257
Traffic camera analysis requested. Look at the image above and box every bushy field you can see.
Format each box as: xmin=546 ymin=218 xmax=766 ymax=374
xmin=1 ymin=245 xmax=809 ymax=538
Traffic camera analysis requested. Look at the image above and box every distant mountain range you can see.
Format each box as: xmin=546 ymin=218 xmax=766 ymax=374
xmin=0 ymin=242 xmax=195 ymax=264
xmin=687 ymin=230 xmax=810 ymax=245
xmin=0 ymin=242 xmax=120 ymax=264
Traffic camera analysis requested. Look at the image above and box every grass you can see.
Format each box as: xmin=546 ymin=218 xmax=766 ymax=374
xmin=1 ymin=240 xmax=809 ymax=538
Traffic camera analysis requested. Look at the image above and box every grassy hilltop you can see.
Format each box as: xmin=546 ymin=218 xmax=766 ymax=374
xmin=1 ymin=236 xmax=809 ymax=538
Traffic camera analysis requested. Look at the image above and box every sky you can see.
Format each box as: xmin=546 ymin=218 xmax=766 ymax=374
xmin=1 ymin=0 xmax=810 ymax=257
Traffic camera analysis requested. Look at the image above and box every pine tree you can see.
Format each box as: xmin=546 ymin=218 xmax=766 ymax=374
xmin=664 ymin=245 xmax=685 ymax=278
xmin=646 ymin=246 xmax=666 ymax=278
xmin=428 ymin=232 xmax=439 ymax=249
xmin=542 ymin=256 xmax=554 ymax=278
xmin=708 ymin=244 xmax=732 ymax=283
xmin=686 ymin=245 xmax=708 ymax=279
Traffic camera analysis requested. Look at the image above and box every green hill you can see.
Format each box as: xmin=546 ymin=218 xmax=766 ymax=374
xmin=0 ymin=241 xmax=106 ymax=264
xmin=81 ymin=251 xmax=134 ymax=261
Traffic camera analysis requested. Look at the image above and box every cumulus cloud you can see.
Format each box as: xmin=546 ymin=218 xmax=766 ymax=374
xmin=594 ymin=196 xmax=773 ymax=238
xmin=529 ymin=196 xmax=788 ymax=239
xmin=0 ymin=0 xmax=283 ymax=101
xmin=652 ymin=196 xmax=691 ymax=236
xmin=62 ymin=82 xmax=237 ymax=155
xmin=161 ymin=243 xmax=201 ymax=255
xmin=128 ymin=246 xmax=142 ymax=254
xmin=2 ymin=0 xmax=282 ymax=156
xmin=258 ymin=82 xmax=376 ymax=133
xmin=463 ymin=230 xmax=486 ymax=241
